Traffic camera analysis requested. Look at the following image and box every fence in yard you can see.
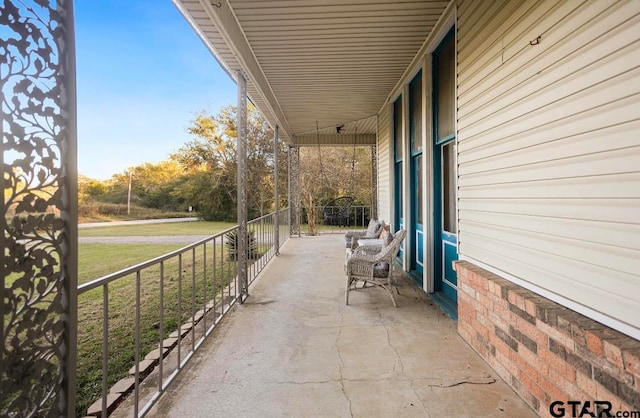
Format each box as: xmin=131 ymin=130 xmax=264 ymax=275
xmin=300 ymin=205 xmax=372 ymax=234
xmin=76 ymin=208 xmax=290 ymax=417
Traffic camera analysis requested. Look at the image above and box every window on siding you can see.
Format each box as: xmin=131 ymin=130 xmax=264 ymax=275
xmin=410 ymin=71 xmax=423 ymax=154
xmin=417 ymin=155 xmax=423 ymax=224
xmin=436 ymin=36 xmax=455 ymax=141
xmin=393 ymin=96 xmax=404 ymax=223
xmin=442 ymin=142 xmax=456 ymax=234
xmin=393 ymin=97 xmax=403 ymax=161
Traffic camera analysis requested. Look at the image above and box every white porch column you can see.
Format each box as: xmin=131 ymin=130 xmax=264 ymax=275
xmin=274 ymin=125 xmax=280 ymax=255
xmin=236 ymin=71 xmax=248 ymax=300
xmin=288 ymin=146 xmax=301 ymax=237
xmin=371 ymin=145 xmax=378 ymax=220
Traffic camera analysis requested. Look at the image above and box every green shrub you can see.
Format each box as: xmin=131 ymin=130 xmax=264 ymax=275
xmin=224 ymin=229 xmax=259 ymax=260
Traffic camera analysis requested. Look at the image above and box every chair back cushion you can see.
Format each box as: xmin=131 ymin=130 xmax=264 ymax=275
xmin=380 ymin=226 xmax=394 ymax=247
xmin=373 ymin=262 xmax=390 ymax=278
xmin=365 ymin=218 xmax=380 ymax=236
xmin=373 ymin=221 xmax=386 ymax=238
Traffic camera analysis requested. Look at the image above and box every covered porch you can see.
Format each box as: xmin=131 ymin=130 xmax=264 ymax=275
xmin=7 ymin=0 xmax=639 ymax=415
xmin=114 ymin=235 xmax=535 ymax=417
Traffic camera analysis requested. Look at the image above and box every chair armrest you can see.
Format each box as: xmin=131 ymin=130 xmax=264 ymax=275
xmin=345 ymin=230 xmax=367 ymax=239
xmin=345 ymin=230 xmax=368 ymax=248
xmin=351 ymin=237 xmax=385 ymax=251
xmin=346 ymin=251 xmax=377 ymax=271
xmin=352 ymin=244 xmax=382 ymax=257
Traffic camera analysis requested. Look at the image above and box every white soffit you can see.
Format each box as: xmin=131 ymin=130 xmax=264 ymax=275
xmin=174 ymin=0 xmax=448 ymax=145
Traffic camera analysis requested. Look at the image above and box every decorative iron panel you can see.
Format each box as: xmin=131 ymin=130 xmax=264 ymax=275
xmin=288 ymin=146 xmax=300 ymax=237
xmin=237 ymin=71 xmax=248 ymax=298
xmin=273 ymin=126 xmax=279 ymax=254
xmin=1 ymin=1 xmax=77 ymax=416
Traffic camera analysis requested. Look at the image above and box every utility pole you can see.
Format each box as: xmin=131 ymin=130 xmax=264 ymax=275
xmin=127 ymin=170 xmax=132 ymax=215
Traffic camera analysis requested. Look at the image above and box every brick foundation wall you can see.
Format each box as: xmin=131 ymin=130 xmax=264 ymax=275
xmin=454 ymin=260 xmax=640 ymax=416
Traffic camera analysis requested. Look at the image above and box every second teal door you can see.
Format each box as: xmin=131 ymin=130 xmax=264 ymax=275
xmin=432 ymin=29 xmax=458 ymax=315
xmin=409 ymin=71 xmax=423 ymax=284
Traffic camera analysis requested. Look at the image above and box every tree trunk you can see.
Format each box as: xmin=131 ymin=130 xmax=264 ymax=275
xmin=302 ymin=191 xmax=317 ymax=236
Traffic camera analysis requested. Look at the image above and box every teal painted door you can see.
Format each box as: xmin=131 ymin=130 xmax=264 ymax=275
xmin=433 ymin=29 xmax=458 ymax=309
xmin=409 ymin=71 xmax=423 ymax=283
xmin=434 ymin=141 xmax=457 ymax=302
xmin=393 ymin=96 xmax=404 ymax=261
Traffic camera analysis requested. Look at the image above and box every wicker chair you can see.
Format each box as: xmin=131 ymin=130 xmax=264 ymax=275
xmin=345 ymin=229 xmax=407 ymax=308
xmin=344 ymin=218 xmax=384 ymax=250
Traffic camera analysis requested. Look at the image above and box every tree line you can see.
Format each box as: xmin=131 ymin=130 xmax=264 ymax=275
xmin=79 ymin=104 xmax=373 ymax=223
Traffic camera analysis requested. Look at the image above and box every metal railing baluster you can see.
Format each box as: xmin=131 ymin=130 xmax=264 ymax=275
xmin=213 ymin=236 xmax=217 ymax=319
xmin=203 ymin=243 xmax=207 ymax=332
xmin=191 ymin=247 xmax=196 ymax=352
xmin=159 ymin=261 xmax=164 ymax=392
xmin=101 ymin=285 xmax=108 ymax=418
xmin=134 ymin=271 xmax=141 ymax=417
xmin=177 ymin=254 xmax=182 ymax=368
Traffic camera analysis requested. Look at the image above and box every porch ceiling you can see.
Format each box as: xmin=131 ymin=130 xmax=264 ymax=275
xmin=173 ymin=0 xmax=448 ymax=145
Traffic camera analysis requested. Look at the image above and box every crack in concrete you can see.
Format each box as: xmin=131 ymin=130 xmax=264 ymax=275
xmin=271 ymin=379 xmax=341 ymax=386
xmin=335 ymin=307 xmax=354 ymax=418
xmin=270 ymin=376 xmax=419 ymax=385
xmin=410 ymin=379 xmax=429 ymax=414
xmin=381 ymin=318 xmax=404 ymax=374
xmin=427 ymin=375 xmax=497 ymax=388
xmin=378 ymin=310 xmax=430 ymax=416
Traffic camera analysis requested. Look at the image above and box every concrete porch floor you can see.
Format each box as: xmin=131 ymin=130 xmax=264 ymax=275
xmin=146 ymin=235 xmax=537 ymax=417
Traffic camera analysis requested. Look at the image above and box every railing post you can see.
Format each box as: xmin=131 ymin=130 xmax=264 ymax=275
xmin=237 ymin=70 xmax=248 ymax=301
xmin=288 ymin=146 xmax=301 ymax=237
xmin=274 ymin=125 xmax=280 ymax=255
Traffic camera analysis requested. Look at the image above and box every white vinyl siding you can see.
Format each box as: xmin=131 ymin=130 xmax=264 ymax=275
xmin=456 ymin=0 xmax=640 ymax=332
xmin=377 ymin=104 xmax=392 ymax=223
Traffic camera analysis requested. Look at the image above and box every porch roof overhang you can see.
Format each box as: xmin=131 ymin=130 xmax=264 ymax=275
xmin=172 ymin=0 xmax=449 ymax=146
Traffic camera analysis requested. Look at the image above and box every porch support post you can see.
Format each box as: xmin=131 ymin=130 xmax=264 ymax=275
xmin=1 ymin=1 xmax=78 ymax=415
xmin=371 ymin=145 xmax=378 ymax=220
xmin=288 ymin=145 xmax=301 ymax=237
xmin=62 ymin=3 xmax=79 ymax=411
xmin=274 ymin=125 xmax=280 ymax=255
xmin=237 ymin=71 xmax=248 ymax=301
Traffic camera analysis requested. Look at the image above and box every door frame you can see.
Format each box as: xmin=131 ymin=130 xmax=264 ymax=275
xmin=408 ymin=69 xmax=424 ymax=284
xmin=430 ymin=26 xmax=459 ymax=317
xmin=386 ymin=5 xmax=455 ymax=294
xmin=392 ymin=94 xmax=405 ymax=262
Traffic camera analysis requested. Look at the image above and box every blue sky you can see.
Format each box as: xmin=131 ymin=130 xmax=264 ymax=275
xmin=75 ymin=0 xmax=237 ymax=180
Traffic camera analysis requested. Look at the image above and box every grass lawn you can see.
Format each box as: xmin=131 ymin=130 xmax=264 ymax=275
xmin=79 ymin=220 xmax=236 ymax=237
xmin=79 ymin=244 xmax=184 ymax=284
xmin=75 ymin=221 xmax=239 ymax=416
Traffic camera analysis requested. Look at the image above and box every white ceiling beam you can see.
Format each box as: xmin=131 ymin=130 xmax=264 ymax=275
xmin=190 ymin=0 xmax=294 ymax=141
xmin=293 ymin=134 xmax=376 ymax=146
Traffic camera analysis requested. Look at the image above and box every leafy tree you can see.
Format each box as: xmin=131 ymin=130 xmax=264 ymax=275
xmin=172 ymin=104 xmax=285 ymax=221
xmin=129 ymin=161 xmax=186 ymax=210
xmin=94 ymin=161 xmax=189 ymax=211
xmin=299 ymin=146 xmax=373 ymax=235
xmin=76 ymin=103 xmax=372 ymax=228
xmin=78 ymin=175 xmax=108 ymax=203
